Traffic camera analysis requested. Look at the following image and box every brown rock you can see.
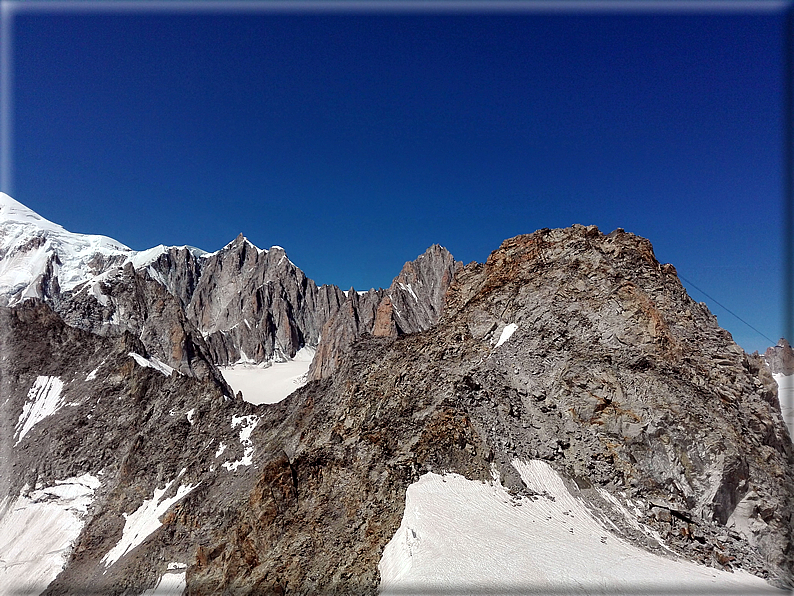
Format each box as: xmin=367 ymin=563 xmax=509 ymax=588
xmin=372 ymin=297 xmax=398 ymax=338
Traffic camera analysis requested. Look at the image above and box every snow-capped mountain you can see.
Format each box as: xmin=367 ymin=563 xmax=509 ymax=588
xmin=1 ymin=195 xmax=792 ymax=595
xmin=0 ymin=193 xmax=456 ymax=381
xmin=0 ymin=192 xmax=132 ymax=302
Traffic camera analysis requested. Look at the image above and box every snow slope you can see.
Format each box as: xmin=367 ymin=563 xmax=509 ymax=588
xmin=142 ymin=564 xmax=187 ymax=596
xmin=0 ymin=192 xmax=204 ymax=303
xmin=0 ymin=475 xmax=100 ymax=595
xmin=773 ymin=373 xmax=793 ymax=441
xmin=379 ymin=460 xmax=777 ymax=595
xmin=219 ymin=347 xmax=314 ymax=405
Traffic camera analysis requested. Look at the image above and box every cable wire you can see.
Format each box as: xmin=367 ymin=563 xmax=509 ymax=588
xmin=678 ymin=273 xmax=776 ymax=346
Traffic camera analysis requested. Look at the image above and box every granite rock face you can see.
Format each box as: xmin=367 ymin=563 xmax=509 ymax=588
xmin=1 ymin=196 xmax=458 ymax=378
xmin=765 ymin=338 xmax=794 ymax=375
xmin=1 ymin=221 xmax=792 ymax=594
xmin=309 ymin=244 xmax=461 ymax=379
xmin=0 ymin=300 xmax=255 ymax=594
xmin=180 ymin=235 xmax=346 ymax=365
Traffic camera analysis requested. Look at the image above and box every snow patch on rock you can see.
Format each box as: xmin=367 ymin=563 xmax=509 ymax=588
xmin=15 ymin=375 xmax=66 ymax=445
xmin=129 ymin=352 xmax=174 ymax=377
xmin=494 ymin=322 xmax=518 ymax=348
xmin=772 ymin=373 xmax=793 ymax=441
xmin=101 ymin=472 xmax=198 ymax=567
xmin=222 ymin=416 xmax=259 ymax=471
xmin=141 ymin=565 xmax=187 ymax=596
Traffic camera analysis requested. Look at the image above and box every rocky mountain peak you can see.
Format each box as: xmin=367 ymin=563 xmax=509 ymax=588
xmin=2 ymin=198 xmax=792 ymax=594
xmin=765 ymin=338 xmax=794 ymax=375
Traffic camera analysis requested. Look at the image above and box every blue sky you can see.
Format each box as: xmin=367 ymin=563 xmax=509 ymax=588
xmin=2 ymin=1 xmax=789 ymax=353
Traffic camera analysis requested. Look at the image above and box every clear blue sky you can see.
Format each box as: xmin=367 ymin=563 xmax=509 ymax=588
xmin=3 ymin=1 xmax=789 ymax=354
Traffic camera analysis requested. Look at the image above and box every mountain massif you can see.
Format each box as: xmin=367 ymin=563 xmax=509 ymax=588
xmin=0 ymin=192 xmax=791 ymax=595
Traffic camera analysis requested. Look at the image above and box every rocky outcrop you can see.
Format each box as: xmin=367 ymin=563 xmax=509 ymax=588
xmin=309 ymin=244 xmax=460 ymax=379
xmin=56 ymin=235 xmax=348 ymax=369
xmin=4 ymin=229 xmax=349 ymax=372
xmin=1 ymin=196 xmax=461 ymax=378
xmin=0 ymin=300 xmax=257 ymax=594
xmin=181 ymin=235 xmax=346 ymax=365
xmin=765 ymin=338 xmax=794 ymax=375
xmin=49 ymin=262 xmax=222 ymax=384
xmin=188 ymin=226 xmax=794 ymax=593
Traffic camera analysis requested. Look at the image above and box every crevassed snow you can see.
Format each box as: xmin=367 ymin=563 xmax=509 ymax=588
xmin=129 ymin=353 xmax=174 ymax=377
xmin=379 ymin=459 xmax=775 ymax=595
xmin=222 ymin=416 xmax=258 ymax=471
xmin=0 ymin=192 xmax=206 ymax=302
xmin=0 ymin=475 xmax=100 ymax=595
xmin=772 ymin=373 xmax=793 ymax=441
xmin=101 ymin=473 xmax=198 ymax=568
xmin=15 ymin=375 xmax=65 ymax=445
xmin=219 ymin=347 xmax=314 ymax=405
xmin=494 ymin=322 xmax=518 ymax=348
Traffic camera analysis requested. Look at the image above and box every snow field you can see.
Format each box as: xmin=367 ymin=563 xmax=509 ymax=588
xmin=101 ymin=472 xmax=198 ymax=568
xmin=15 ymin=375 xmax=65 ymax=445
xmin=219 ymin=347 xmax=314 ymax=405
xmin=0 ymin=475 xmax=100 ymax=594
xmin=379 ymin=460 xmax=776 ymax=595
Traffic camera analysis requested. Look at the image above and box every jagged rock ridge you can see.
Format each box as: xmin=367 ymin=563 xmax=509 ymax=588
xmin=1 ymin=197 xmax=792 ymax=594
xmin=0 ymin=193 xmax=457 ymax=376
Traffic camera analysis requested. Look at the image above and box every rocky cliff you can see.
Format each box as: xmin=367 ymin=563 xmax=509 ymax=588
xmin=183 ymin=225 xmax=794 ymax=593
xmin=0 ymin=194 xmax=454 ymax=380
xmin=765 ymin=339 xmax=794 ymax=376
xmin=308 ymin=244 xmax=460 ymax=379
xmin=2 ymin=223 xmax=792 ymax=595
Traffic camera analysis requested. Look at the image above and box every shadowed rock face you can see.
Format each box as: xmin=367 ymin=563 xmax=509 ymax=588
xmin=2 ymin=226 xmax=792 ymax=595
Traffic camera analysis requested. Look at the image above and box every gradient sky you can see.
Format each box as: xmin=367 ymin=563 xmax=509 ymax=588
xmin=2 ymin=1 xmax=789 ymax=354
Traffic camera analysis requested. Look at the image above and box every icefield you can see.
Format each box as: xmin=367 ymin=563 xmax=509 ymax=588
xmin=379 ymin=460 xmax=778 ymax=595
xmin=219 ymin=347 xmax=314 ymax=405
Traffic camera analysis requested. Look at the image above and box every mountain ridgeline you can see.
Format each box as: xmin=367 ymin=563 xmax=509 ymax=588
xmin=0 ymin=191 xmax=460 ymax=378
xmin=0 ymin=193 xmax=792 ymax=595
